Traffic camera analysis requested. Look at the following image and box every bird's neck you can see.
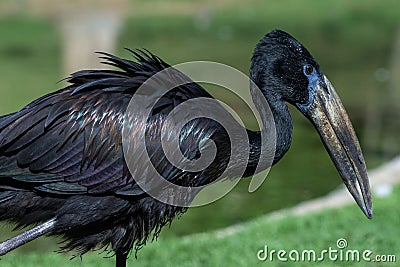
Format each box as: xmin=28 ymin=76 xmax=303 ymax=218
xmin=244 ymin=85 xmax=293 ymax=176
xmin=265 ymin=91 xmax=293 ymax=163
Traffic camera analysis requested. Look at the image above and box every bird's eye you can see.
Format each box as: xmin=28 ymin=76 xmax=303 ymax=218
xmin=304 ymin=64 xmax=314 ymax=76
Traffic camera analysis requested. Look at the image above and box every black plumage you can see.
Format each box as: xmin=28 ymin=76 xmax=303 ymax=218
xmin=0 ymin=30 xmax=372 ymax=267
xmin=0 ymin=50 xmax=199 ymax=254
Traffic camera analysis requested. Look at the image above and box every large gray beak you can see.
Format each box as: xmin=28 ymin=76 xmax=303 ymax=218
xmin=301 ymin=75 xmax=372 ymax=219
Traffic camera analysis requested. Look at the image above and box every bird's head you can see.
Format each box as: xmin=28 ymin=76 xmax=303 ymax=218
xmin=251 ymin=29 xmax=372 ymax=219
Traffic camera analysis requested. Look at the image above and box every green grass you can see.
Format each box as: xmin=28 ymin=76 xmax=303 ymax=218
xmin=1 ymin=186 xmax=399 ymax=267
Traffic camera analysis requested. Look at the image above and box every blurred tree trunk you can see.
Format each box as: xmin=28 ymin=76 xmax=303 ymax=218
xmin=59 ymin=12 xmax=122 ymax=74
xmin=27 ymin=0 xmax=128 ymax=74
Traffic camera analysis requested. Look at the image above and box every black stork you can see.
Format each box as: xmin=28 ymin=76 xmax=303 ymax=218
xmin=0 ymin=30 xmax=372 ymax=267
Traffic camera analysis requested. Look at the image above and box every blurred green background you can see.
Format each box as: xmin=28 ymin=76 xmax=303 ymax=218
xmin=0 ymin=0 xmax=399 ymax=262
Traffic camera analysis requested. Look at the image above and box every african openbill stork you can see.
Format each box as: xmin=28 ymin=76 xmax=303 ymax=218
xmin=0 ymin=30 xmax=371 ymax=266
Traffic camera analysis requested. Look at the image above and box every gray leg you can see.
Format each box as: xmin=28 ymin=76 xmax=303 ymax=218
xmin=0 ymin=217 xmax=56 ymax=256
